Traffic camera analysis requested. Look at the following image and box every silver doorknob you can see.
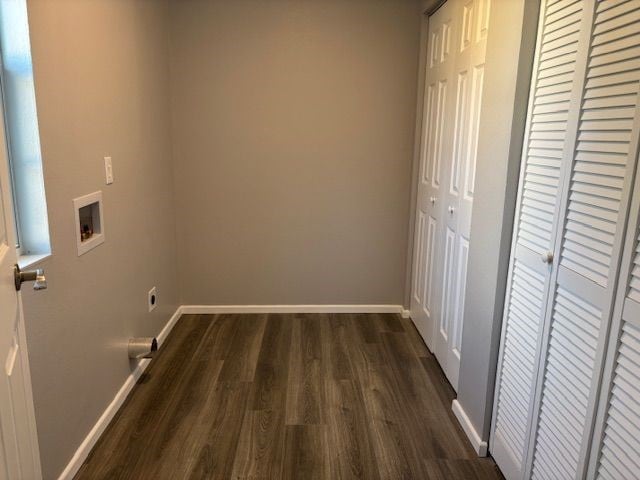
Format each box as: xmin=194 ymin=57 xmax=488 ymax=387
xmin=430 ymin=196 xmax=436 ymax=204
xmin=13 ymin=264 xmax=47 ymax=291
xmin=448 ymin=206 xmax=455 ymax=214
xmin=541 ymin=251 xmax=554 ymax=264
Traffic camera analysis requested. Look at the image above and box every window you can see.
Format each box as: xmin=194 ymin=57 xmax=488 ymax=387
xmin=0 ymin=0 xmax=50 ymax=258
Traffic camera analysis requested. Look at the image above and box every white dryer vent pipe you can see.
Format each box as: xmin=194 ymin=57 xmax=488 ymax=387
xmin=128 ymin=337 xmax=158 ymax=359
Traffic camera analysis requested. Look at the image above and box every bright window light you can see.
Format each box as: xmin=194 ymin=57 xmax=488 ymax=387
xmin=0 ymin=0 xmax=50 ymax=256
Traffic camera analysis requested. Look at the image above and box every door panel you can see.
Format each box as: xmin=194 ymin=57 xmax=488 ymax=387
xmin=530 ymin=285 xmax=602 ymax=479
xmin=527 ymin=2 xmax=640 ymax=477
xmin=587 ymin=45 xmax=640 ymax=475
xmin=589 ymin=189 xmax=640 ymax=480
xmin=491 ymin=0 xmax=588 ymax=476
xmin=439 ymin=225 xmax=456 ymax=355
xmin=438 ymin=0 xmax=490 ymax=390
xmin=0 ymin=86 xmax=42 ymax=479
xmin=451 ymin=237 xmax=469 ymax=358
xmin=492 ymin=258 xmax=548 ymax=480
xmin=411 ymin=1 xmax=457 ymax=351
xmin=493 ymin=1 xmax=640 ymax=479
xmin=411 ymin=0 xmax=490 ymax=390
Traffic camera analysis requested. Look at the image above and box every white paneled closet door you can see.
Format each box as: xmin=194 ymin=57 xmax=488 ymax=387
xmin=492 ymin=1 xmax=640 ymax=479
xmin=411 ymin=0 xmax=457 ymax=352
xmin=436 ymin=0 xmax=489 ymax=390
xmin=410 ymin=0 xmax=490 ymax=392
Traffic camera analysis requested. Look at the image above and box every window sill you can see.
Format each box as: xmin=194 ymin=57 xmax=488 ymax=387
xmin=18 ymin=253 xmax=51 ymax=269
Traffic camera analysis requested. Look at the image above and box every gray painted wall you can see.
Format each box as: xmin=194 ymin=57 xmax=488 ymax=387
xmin=455 ymin=0 xmax=540 ymax=444
xmin=169 ymin=0 xmax=422 ymax=306
xmin=23 ymin=1 xmax=179 ymax=478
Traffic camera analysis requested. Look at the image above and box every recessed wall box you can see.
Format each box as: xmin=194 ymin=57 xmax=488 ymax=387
xmin=73 ymin=191 xmax=105 ymax=256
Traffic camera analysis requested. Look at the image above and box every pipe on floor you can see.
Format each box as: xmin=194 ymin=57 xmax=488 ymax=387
xmin=128 ymin=337 xmax=158 ymax=359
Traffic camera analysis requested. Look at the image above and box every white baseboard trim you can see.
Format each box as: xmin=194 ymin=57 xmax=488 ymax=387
xmin=180 ymin=304 xmax=404 ymax=314
xmin=401 ymin=309 xmax=411 ymax=318
xmin=57 ymin=306 xmax=183 ymax=480
xmin=452 ymin=399 xmax=488 ymax=457
xmin=156 ymin=307 xmax=183 ymax=345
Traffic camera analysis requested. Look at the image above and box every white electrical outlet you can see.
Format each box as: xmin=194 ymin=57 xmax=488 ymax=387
xmin=104 ymin=156 xmax=114 ymax=185
xmin=148 ymin=287 xmax=157 ymax=312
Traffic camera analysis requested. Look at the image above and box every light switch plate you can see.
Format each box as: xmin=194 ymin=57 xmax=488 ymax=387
xmin=104 ymin=156 xmax=114 ymax=185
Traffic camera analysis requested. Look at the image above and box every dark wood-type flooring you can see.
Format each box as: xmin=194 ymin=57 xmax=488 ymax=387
xmin=76 ymin=313 xmax=504 ymax=479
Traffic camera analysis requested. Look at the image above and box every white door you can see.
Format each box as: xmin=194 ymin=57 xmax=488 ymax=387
xmin=436 ymin=0 xmax=489 ymax=390
xmin=526 ymin=2 xmax=640 ymax=477
xmin=489 ymin=0 xmax=587 ymax=471
xmin=491 ymin=1 xmax=640 ymax=479
xmin=410 ymin=0 xmax=456 ymax=352
xmin=587 ymin=144 xmax=640 ymax=479
xmin=410 ymin=0 xmax=490 ymax=391
xmin=0 ymin=102 xmax=42 ymax=478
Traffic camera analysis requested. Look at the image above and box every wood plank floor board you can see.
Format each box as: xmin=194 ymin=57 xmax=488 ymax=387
xmin=424 ymin=458 xmax=504 ymax=480
xmin=75 ymin=313 xmax=504 ymax=480
xmin=140 ymin=318 xmax=232 ymax=478
xmin=186 ymin=380 xmax=252 ymax=479
xmin=231 ymin=408 xmax=287 ymax=479
xmin=285 ymin=314 xmax=327 ymax=426
xmin=249 ymin=313 xmax=293 ymax=411
xmin=355 ymin=361 xmax=424 ymax=479
xmin=373 ymin=312 xmax=405 ymax=333
xmin=400 ymin=317 xmax=431 ymax=358
xmin=352 ymin=313 xmax=381 ymax=343
xmin=325 ymin=377 xmax=381 ymax=479
xmin=282 ymin=425 xmax=328 ymax=480
xmin=379 ymin=332 xmax=473 ymax=461
xmin=216 ymin=314 xmax=267 ymax=382
xmin=326 ymin=314 xmax=355 ymax=381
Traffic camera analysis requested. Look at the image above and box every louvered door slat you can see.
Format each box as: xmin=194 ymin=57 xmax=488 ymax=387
xmin=591 ymin=31 xmax=640 ymax=57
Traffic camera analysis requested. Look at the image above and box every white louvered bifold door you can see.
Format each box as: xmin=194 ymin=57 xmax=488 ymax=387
xmin=588 ymin=154 xmax=640 ymax=480
xmin=490 ymin=1 xmax=590 ymax=477
xmin=586 ymin=23 xmax=640 ymax=475
xmin=527 ymin=1 xmax=640 ymax=479
xmin=491 ymin=1 xmax=640 ymax=479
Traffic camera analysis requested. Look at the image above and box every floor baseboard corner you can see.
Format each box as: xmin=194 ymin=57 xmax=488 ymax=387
xmin=57 ymin=305 xmax=183 ymax=480
xmin=401 ymin=309 xmax=411 ymax=318
xmin=451 ymin=399 xmax=488 ymax=457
